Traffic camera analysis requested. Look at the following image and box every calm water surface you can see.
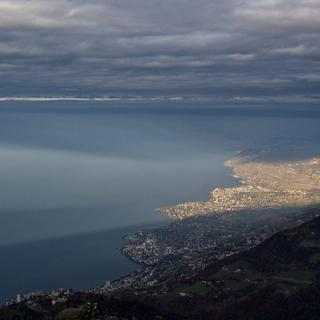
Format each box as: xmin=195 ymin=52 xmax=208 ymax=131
xmin=0 ymin=101 xmax=319 ymax=302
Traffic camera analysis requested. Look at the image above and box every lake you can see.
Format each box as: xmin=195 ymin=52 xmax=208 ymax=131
xmin=0 ymin=101 xmax=319 ymax=302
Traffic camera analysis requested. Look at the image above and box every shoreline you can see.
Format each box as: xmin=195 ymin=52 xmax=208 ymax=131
xmin=159 ymin=150 xmax=320 ymax=220
xmin=4 ymin=149 xmax=320 ymax=305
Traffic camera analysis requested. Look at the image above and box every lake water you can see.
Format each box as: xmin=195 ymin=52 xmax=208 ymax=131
xmin=0 ymin=101 xmax=319 ymax=302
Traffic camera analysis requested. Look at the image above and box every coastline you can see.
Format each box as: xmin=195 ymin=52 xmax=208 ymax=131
xmin=3 ymin=149 xmax=320 ymax=309
xmin=160 ymin=151 xmax=320 ymax=220
xmin=90 ymin=149 xmax=320 ymax=287
xmin=4 ymin=149 xmax=320 ymax=305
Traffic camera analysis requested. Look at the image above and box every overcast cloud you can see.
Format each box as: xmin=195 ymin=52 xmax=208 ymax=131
xmin=0 ymin=0 xmax=319 ymax=101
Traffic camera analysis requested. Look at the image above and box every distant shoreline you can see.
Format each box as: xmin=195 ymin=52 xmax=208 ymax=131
xmin=0 ymin=96 xmax=188 ymax=102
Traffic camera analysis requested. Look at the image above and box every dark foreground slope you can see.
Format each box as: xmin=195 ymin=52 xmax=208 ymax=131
xmin=2 ymin=213 xmax=320 ymax=320
xmin=162 ymin=214 xmax=320 ymax=319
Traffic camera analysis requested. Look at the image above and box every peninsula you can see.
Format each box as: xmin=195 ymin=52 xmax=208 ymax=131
xmin=161 ymin=151 xmax=320 ymax=219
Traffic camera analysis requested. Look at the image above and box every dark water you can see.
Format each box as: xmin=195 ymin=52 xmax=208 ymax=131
xmin=0 ymin=101 xmax=319 ymax=302
xmin=0 ymin=225 xmax=140 ymax=302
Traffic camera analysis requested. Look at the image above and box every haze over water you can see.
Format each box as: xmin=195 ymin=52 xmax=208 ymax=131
xmin=0 ymin=101 xmax=319 ymax=302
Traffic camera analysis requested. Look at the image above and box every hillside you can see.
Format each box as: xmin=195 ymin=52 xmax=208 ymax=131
xmin=2 ymin=211 xmax=320 ymax=319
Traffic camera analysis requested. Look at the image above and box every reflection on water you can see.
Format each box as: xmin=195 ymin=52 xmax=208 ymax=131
xmin=0 ymin=101 xmax=319 ymax=301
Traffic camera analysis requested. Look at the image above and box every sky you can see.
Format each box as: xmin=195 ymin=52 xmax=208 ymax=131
xmin=0 ymin=0 xmax=319 ymax=102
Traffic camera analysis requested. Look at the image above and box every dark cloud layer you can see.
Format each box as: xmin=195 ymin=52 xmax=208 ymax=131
xmin=0 ymin=0 xmax=319 ymax=101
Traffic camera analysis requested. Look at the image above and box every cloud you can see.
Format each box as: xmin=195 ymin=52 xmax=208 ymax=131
xmin=234 ymin=0 xmax=320 ymax=31
xmin=268 ymin=45 xmax=320 ymax=57
xmin=0 ymin=0 xmax=319 ymax=101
